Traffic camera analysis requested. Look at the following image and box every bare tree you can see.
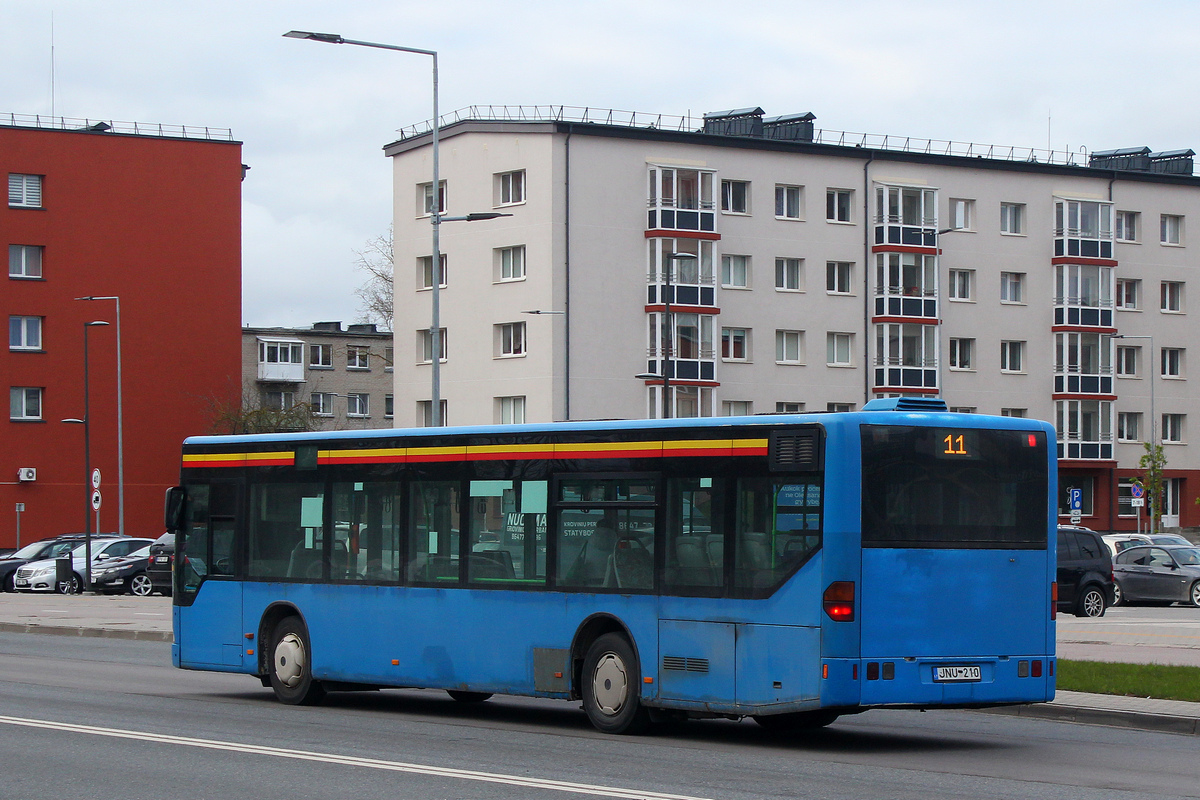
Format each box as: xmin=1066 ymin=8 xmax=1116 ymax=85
xmin=354 ymin=225 xmax=394 ymax=332
xmin=206 ymin=383 xmax=316 ymax=435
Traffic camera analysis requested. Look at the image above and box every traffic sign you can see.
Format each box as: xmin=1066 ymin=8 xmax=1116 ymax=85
xmin=1130 ymin=482 xmax=1145 ymax=499
xmin=1131 ymin=497 xmax=1145 ymax=507
xmin=1069 ymin=488 xmax=1083 ymax=512
xmin=15 ymin=503 xmax=24 ymax=512
xmin=91 ymin=489 xmax=102 ymax=511
xmin=91 ymin=468 xmax=102 ymax=489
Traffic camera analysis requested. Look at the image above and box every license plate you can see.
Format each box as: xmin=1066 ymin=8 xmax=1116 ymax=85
xmin=934 ymin=665 xmax=981 ymax=682
xmin=15 ymin=579 xmax=28 ymax=587
xmin=155 ymin=556 xmax=169 ymax=563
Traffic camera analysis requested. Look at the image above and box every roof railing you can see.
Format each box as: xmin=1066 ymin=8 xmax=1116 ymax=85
xmin=1 ymin=112 xmax=234 ymax=141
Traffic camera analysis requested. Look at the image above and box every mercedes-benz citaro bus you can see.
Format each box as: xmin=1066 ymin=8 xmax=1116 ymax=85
xmin=166 ymin=397 xmax=1056 ymax=735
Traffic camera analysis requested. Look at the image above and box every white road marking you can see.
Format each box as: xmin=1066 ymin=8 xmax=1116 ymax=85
xmin=0 ymin=715 xmax=713 ymax=800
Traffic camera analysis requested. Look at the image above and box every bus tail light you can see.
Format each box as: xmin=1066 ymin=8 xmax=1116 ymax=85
xmin=1050 ymin=581 xmax=1057 ymax=620
xmin=823 ymin=581 xmax=855 ymax=622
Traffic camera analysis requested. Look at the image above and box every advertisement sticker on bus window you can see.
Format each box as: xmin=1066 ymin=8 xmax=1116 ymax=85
xmin=300 ymin=496 xmax=323 ymax=528
xmin=521 ymin=481 xmax=548 ymax=514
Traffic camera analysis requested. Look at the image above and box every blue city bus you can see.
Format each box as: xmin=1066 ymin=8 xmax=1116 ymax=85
xmin=166 ymin=397 xmax=1056 ymax=734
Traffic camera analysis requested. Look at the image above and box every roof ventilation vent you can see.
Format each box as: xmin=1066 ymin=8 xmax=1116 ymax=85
xmin=703 ymin=107 xmax=764 ymax=137
xmin=863 ymin=397 xmax=949 ymax=413
xmin=763 ymin=112 xmax=816 ymax=142
xmin=1149 ymin=149 xmax=1195 ymax=175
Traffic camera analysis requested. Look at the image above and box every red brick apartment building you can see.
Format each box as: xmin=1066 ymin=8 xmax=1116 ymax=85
xmin=2 ymin=116 xmax=242 ymax=548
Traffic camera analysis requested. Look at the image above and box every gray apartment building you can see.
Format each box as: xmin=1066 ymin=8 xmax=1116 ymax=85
xmin=384 ymin=105 xmax=1200 ymax=532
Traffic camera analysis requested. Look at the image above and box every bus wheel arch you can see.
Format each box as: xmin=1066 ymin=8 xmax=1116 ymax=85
xmin=569 ymin=613 xmax=637 ymax=701
xmin=257 ymin=602 xmax=304 ymax=676
xmin=266 ymin=612 xmax=326 ymax=706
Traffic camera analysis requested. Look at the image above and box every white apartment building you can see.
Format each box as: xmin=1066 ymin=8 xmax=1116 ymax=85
xmin=385 ymin=106 xmax=1200 ymax=533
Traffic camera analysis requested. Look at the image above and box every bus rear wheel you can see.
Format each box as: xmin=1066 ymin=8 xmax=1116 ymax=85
xmin=269 ymin=616 xmax=326 ymax=706
xmin=447 ymin=690 xmax=493 ymax=703
xmin=581 ymin=633 xmax=650 ymax=735
xmin=754 ymin=710 xmax=840 ymax=732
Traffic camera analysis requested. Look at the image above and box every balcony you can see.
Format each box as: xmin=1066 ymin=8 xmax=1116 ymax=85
xmin=1054 ymin=199 xmax=1114 ymax=259
xmin=874 ymin=285 xmax=938 ymax=320
xmin=647 ymin=199 xmax=716 ymax=233
xmin=873 ymin=357 xmax=938 ymax=392
xmin=1056 ymin=399 xmax=1114 ymax=460
xmin=647 ymin=271 xmax=717 ymax=308
xmin=646 ymin=349 xmax=717 ymax=382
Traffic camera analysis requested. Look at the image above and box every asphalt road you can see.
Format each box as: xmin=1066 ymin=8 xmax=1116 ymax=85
xmin=0 ymin=633 xmax=1197 ymax=799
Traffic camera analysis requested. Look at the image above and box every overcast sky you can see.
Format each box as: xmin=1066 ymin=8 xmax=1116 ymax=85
xmin=4 ymin=0 xmax=1198 ymax=327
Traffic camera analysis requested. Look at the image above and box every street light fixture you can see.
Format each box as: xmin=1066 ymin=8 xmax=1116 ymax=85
xmin=62 ymin=319 xmax=109 ymax=593
xmin=285 ymin=31 xmax=511 ymax=428
xmin=76 ymin=295 xmax=123 ymax=536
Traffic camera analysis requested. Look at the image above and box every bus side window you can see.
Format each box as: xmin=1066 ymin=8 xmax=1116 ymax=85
xmin=333 ymin=482 xmax=402 ymax=583
xmin=468 ymin=480 xmax=546 ymax=585
xmin=734 ymin=478 xmax=822 ymax=590
xmin=409 ymin=482 xmax=461 ymax=583
xmin=663 ymin=477 xmax=725 ymax=593
xmin=247 ymin=483 xmax=325 ymax=580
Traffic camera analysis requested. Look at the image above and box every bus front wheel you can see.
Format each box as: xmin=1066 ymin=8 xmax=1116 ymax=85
xmin=754 ymin=710 xmax=840 ymax=733
xmin=269 ymin=616 xmax=326 ymax=706
xmin=581 ymin=633 xmax=650 ymax=735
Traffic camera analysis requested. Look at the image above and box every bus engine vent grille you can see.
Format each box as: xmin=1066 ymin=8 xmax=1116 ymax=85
xmin=662 ymin=656 xmax=710 ymax=673
xmin=769 ymin=429 xmax=821 ymax=471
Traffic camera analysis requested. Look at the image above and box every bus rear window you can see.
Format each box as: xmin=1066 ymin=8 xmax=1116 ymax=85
xmin=861 ymin=425 xmax=1048 ymax=549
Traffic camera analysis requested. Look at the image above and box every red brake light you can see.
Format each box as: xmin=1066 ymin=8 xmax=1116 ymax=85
xmin=823 ymin=581 xmax=855 ymax=622
xmin=1051 ymin=581 xmax=1058 ymax=620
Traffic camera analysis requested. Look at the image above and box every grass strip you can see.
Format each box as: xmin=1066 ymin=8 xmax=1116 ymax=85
xmin=1057 ymin=659 xmax=1200 ymax=703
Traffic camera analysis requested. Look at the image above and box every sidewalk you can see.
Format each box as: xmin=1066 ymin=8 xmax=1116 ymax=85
xmin=1 ymin=592 xmax=1198 ymax=734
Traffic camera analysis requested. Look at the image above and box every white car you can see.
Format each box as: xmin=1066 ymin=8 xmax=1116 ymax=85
xmin=13 ymin=537 xmax=154 ymax=593
xmin=1101 ymin=533 xmax=1152 ymax=557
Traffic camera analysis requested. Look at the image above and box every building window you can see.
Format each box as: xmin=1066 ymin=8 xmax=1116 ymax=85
xmin=1055 ymin=199 xmax=1113 ymax=259
xmin=497 ymin=245 xmax=526 ymax=281
xmin=949 ymin=407 xmax=976 ymax=414
xmin=827 ymin=403 xmax=854 ymax=413
xmin=310 ymin=392 xmax=334 ymax=416
xmin=826 ymin=261 xmax=853 ymax=294
xmin=947 ymin=269 xmax=974 ymax=301
xmin=497 ymin=170 xmax=525 ymax=206
xmin=721 ymin=180 xmax=749 ymax=214
xmin=9 ymin=387 xmax=42 ymax=420
xmin=1000 ymin=340 xmax=1024 ymax=372
xmin=1056 ymin=400 xmax=1113 ymax=460
xmin=9 ymin=316 xmax=42 ymax=351
xmin=497 ymin=322 xmax=526 ymax=357
xmin=1161 ymin=347 xmax=1184 ymax=378
xmin=259 ymin=340 xmax=303 ymax=365
xmin=775 ymin=330 xmax=804 ymax=364
xmin=419 ymin=180 xmax=446 ymax=216
xmin=497 ymin=396 xmax=525 ymax=424
xmin=775 ymin=258 xmax=802 ymax=291
xmin=1116 ymin=279 xmax=1141 ymax=310
xmin=721 ymin=254 xmax=750 ymax=288
xmin=826 ymin=189 xmax=852 ymax=222
xmin=8 ymin=245 xmax=43 ymax=278
xmin=1160 ymin=214 xmax=1183 ymax=245
xmin=949 ymin=338 xmax=975 ymax=370
xmin=1162 ymin=414 xmax=1185 ymax=443
xmin=1161 ymin=281 xmax=1183 ymax=312
xmin=346 ymin=346 xmax=370 ymax=370
xmin=1117 ymin=412 xmax=1142 ymax=442
xmin=418 ymin=399 xmax=448 ymax=427
xmin=722 ymin=400 xmax=752 ymax=416
xmin=827 ymin=332 xmax=853 ymax=366
xmin=1000 ymin=202 xmax=1025 ymax=235
xmin=418 ymin=328 xmax=447 ymax=363
xmin=418 ymin=254 xmax=447 ymax=290
xmin=721 ymin=327 xmax=749 ymax=361
xmin=384 ymin=346 xmax=394 ymax=372
xmin=346 ymin=393 xmax=369 ymax=417
xmin=1116 ymin=345 xmax=1140 ymax=377
xmin=1000 ymin=272 xmax=1025 ymax=303
xmin=309 ymin=343 xmax=332 ymax=368
xmin=263 ymin=390 xmax=296 ymax=410
xmin=949 ymin=198 xmax=975 ymax=230
xmin=8 ymin=174 xmax=42 ymax=208
xmin=1001 ymin=408 xmax=1027 ymax=418
xmin=384 ymin=394 xmax=394 ymax=418
xmin=774 ymin=185 xmax=802 ymax=219
xmin=776 ymin=402 xmax=804 ymax=413
xmin=1116 ymin=211 xmax=1139 ymax=242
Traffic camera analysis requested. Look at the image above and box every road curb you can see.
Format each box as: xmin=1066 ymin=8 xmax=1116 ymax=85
xmin=0 ymin=622 xmax=173 ymax=643
xmin=978 ymin=703 xmax=1200 ymax=735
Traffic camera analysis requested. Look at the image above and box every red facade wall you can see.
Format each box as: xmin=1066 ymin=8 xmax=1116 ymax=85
xmin=2 ymin=126 xmax=242 ymax=547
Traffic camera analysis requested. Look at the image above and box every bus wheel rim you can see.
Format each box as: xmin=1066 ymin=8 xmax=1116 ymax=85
xmin=592 ymin=653 xmax=627 ymax=715
xmin=275 ymin=633 xmax=305 ymax=688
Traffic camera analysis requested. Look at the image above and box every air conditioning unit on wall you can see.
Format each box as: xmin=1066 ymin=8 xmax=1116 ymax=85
xmin=17 ymin=468 xmax=36 ymax=482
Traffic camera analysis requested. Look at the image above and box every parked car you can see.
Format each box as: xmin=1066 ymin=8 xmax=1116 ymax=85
xmin=1057 ymin=526 xmax=1114 ymax=617
xmin=1146 ymin=533 xmax=1194 ymax=547
xmin=1101 ymin=533 xmax=1152 ymax=557
xmin=0 ymin=535 xmax=96 ymax=591
xmin=145 ymin=532 xmax=175 ymax=597
xmin=13 ymin=536 xmax=155 ymax=593
xmin=1113 ymin=545 xmax=1200 ymax=607
xmin=89 ymin=545 xmax=154 ymax=595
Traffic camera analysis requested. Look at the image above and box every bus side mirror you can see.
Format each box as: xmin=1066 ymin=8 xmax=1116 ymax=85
xmin=164 ymin=486 xmax=186 ymax=532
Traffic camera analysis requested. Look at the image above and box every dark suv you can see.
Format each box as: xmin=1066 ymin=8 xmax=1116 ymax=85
xmin=1057 ymin=526 xmax=1114 ymax=617
xmin=146 ymin=532 xmax=175 ymax=596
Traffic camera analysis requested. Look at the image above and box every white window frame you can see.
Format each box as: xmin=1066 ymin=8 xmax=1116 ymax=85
xmin=774 ymin=184 xmax=802 ymax=220
xmin=258 ymin=340 xmax=303 ymax=365
xmin=1162 ymin=413 xmax=1185 ymax=443
xmin=310 ymin=392 xmax=335 ymax=417
xmin=418 ymin=254 xmax=447 ymax=290
xmin=418 ymin=399 xmax=448 ymax=428
xmin=947 ymin=269 xmax=974 ymax=301
xmin=497 ymin=170 xmax=525 ymax=206
xmin=949 ymin=198 xmax=975 ymax=230
xmin=384 ymin=394 xmax=394 ymax=419
xmin=497 ymin=322 xmax=526 ymax=357
xmin=827 ymin=403 xmax=854 ymax=413
xmin=9 ymin=387 xmax=42 ymax=420
xmin=1116 ymin=345 xmax=1140 ymax=378
xmin=8 ymin=174 xmax=42 ymax=208
xmin=1000 ymin=408 xmax=1027 ymax=418
xmin=826 ymin=189 xmax=852 ymax=223
xmin=721 ymin=400 xmax=753 ymax=416
xmin=419 ymin=180 xmax=446 ymax=217
xmin=774 ymin=257 xmax=802 ymax=291
xmin=721 ymin=179 xmax=750 ymax=214
xmin=948 ymin=337 xmax=975 ymax=370
xmin=1115 ymin=210 xmax=1139 ymax=242
xmin=346 ymin=345 xmax=370 ymax=370
xmin=776 ymin=402 xmax=804 ymax=413
xmin=346 ymin=393 xmax=370 ymax=417
xmin=8 ymin=244 xmax=43 ymax=278
xmin=1117 ymin=411 xmax=1142 ymax=442
xmin=1000 ymin=272 xmax=1025 ymax=304
xmin=775 ymin=330 xmax=804 ymax=364
xmin=418 ymin=328 xmax=447 ymax=364
xmin=1000 ymin=202 xmax=1025 ymax=235
xmin=497 ymin=245 xmax=526 ymax=282
xmin=721 ymin=327 xmax=749 ymax=362
xmin=1161 ymin=347 xmax=1184 ymax=379
xmin=9 ymin=316 xmax=42 ymax=351
xmin=826 ymin=261 xmax=853 ymax=294
xmin=721 ymin=254 xmax=750 ymax=288
xmin=263 ymin=390 xmax=296 ymax=410
xmin=826 ymin=332 xmax=853 ymax=366
xmin=1000 ymin=340 xmax=1025 ymax=373
xmin=1116 ymin=278 xmax=1141 ymax=311
xmin=497 ymin=396 xmax=526 ymax=424
xmin=1160 ymin=214 xmax=1183 ymax=245
xmin=1161 ymin=281 xmax=1183 ymax=313
xmin=309 ymin=343 xmax=332 ymax=369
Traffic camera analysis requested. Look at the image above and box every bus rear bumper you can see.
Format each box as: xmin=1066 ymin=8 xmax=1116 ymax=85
xmin=823 ymin=656 xmax=1056 ymax=707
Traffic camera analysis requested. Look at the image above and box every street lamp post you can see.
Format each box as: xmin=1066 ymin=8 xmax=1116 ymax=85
xmin=77 ymin=295 xmax=123 ymax=536
xmin=62 ymin=319 xmax=110 ymax=593
xmin=1114 ymin=333 xmax=1156 ymax=531
xmin=284 ymin=31 xmax=509 ymax=428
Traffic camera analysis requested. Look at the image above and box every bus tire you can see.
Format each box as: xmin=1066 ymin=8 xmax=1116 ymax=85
xmin=447 ymin=690 xmax=493 ymax=703
xmin=269 ymin=615 xmax=326 ymax=706
xmin=581 ymin=633 xmax=650 ymax=735
xmin=754 ymin=710 xmax=840 ymax=732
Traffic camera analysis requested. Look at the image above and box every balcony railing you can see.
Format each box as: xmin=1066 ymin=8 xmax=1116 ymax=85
xmin=1053 ymin=296 xmax=1114 ymax=327
xmin=873 ymin=357 xmax=938 ymax=392
xmin=873 ymin=286 xmax=938 ymax=319
xmin=646 ymin=272 xmax=716 ymax=307
xmin=1054 ymin=365 xmax=1114 ymax=395
xmin=1057 ymin=433 xmax=1114 ymax=461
